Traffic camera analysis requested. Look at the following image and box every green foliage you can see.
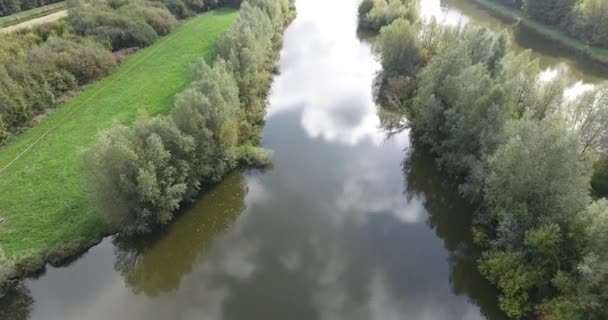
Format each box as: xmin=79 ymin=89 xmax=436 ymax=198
xmin=479 ymin=250 xmax=542 ymax=318
xmin=84 ymin=118 xmax=194 ymax=235
xmin=376 ymin=18 xmax=422 ymax=78
xmin=216 ymin=0 xmax=292 ymax=143
xmin=0 ymin=10 xmax=238 ymax=285
xmin=517 ymin=0 xmax=608 ymax=48
xmin=172 ymin=58 xmax=240 ymax=186
xmin=485 ymin=115 xmax=592 ymax=225
xmin=572 ymin=0 xmax=608 ymax=48
xmin=358 ymin=0 xmax=419 ymax=32
xmin=381 ymin=18 xmax=608 ymax=319
xmin=67 ymin=0 xmax=177 ymax=50
xmin=0 ymin=0 xmax=63 ymax=17
xmin=575 ymin=199 xmax=608 ymax=319
xmin=0 ymin=32 xmax=116 ymax=142
xmin=565 ymin=85 xmax=608 ymax=156
xmin=236 ymin=144 xmax=272 ymax=167
xmin=523 ymin=0 xmax=575 ymax=26
xmin=84 ymin=0 xmax=292 ymax=236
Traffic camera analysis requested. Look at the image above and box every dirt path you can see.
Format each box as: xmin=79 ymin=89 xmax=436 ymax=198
xmin=0 ymin=10 xmax=67 ymax=33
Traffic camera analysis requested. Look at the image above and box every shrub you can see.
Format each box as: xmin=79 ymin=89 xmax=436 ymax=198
xmin=172 ymin=59 xmax=240 ymax=185
xmin=358 ymin=0 xmax=419 ymax=31
xmin=84 ymin=118 xmax=194 ymax=235
xmin=67 ymin=0 xmax=177 ymax=50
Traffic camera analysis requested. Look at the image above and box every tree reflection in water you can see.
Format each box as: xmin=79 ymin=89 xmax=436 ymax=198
xmin=0 ymin=283 xmax=33 ymax=320
xmin=402 ymin=143 xmax=507 ymax=320
xmin=112 ymin=172 xmax=248 ymax=296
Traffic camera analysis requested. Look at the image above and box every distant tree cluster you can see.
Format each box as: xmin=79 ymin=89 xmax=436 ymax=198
xmin=495 ymin=0 xmax=608 ymax=48
xmin=67 ymin=0 xmax=241 ymax=50
xmin=67 ymin=0 xmax=179 ymax=50
xmin=0 ymin=0 xmax=63 ymax=17
xmin=84 ymin=0 xmax=293 ymax=236
xmin=357 ymin=0 xmax=419 ymax=32
xmin=363 ymin=4 xmax=608 ymax=318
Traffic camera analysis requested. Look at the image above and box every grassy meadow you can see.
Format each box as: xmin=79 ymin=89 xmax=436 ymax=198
xmin=0 ymin=9 xmax=238 ymax=263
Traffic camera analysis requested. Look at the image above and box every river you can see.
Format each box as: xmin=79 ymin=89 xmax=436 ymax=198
xmin=0 ymin=0 xmax=604 ymax=319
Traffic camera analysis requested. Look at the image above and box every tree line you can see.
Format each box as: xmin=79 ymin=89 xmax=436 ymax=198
xmin=84 ymin=0 xmax=294 ymax=236
xmin=362 ymin=1 xmax=608 ymax=318
xmin=494 ymin=0 xmax=608 ymax=49
xmin=0 ymin=0 xmax=63 ymax=17
xmin=0 ymin=0 xmax=238 ymax=147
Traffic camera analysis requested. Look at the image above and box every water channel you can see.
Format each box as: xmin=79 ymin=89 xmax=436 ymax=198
xmin=1 ymin=0 xmax=606 ymax=319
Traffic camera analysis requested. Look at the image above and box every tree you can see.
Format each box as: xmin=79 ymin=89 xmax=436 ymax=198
xmin=564 ymin=86 xmax=608 ymax=156
xmin=172 ymin=59 xmax=240 ymax=187
xmin=359 ymin=0 xmax=419 ymax=31
xmin=479 ymin=250 xmax=542 ymax=318
xmin=84 ymin=118 xmax=194 ymax=235
xmin=572 ymin=0 xmax=608 ymax=47
xmin=576 ymin=200 xmax=608 ymax=318
xmin=485 ymin=115 xmax=592 ymax=226
xmin=377 ymin=18 xmax=423 ymax=78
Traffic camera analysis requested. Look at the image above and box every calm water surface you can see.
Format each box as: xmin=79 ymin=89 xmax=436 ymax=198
xmin=2 ymin=0 xmax=604 ymax=319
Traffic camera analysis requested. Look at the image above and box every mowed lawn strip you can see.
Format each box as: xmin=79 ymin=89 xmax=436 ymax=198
xmin=0 ymin=9 xmax=238 ymax=259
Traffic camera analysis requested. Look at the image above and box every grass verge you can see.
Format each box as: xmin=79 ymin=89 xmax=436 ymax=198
xmin=471 ymin=0 xmax=608 ymax=67
xmin=0 ymin=2 xmax=66 ymax=28
xmin=0 ymin=9 xmax=237 ymax=277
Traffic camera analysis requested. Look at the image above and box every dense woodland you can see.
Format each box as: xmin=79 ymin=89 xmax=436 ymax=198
xmin=361 ymin=0 xmax=608 ymax=319
xmin=0 ymin=0 xmax=240 ymax=146
xmin=494 ymin=0 xmax=608 ymax=48
xmin=84 ymin=0 xmax=294 ymax=235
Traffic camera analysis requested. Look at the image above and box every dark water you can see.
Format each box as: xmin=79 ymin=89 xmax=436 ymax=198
xmin=5 ymin=0 xmax=604 ymax=319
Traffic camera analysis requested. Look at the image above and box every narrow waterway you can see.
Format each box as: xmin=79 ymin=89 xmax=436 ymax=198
xmin=1 ymin=0 xmax=604 ymax=319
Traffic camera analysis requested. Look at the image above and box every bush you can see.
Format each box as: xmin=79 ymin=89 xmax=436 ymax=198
xmin=67 ymin=0 xmax=177 ymax=50
xmin=172 ymin=59 xmax=240 ymax=185
xmin=237 ymin=144 xmax=272 ymax=167
xmin=376 ymin=18 xmax=423 ymax=78
xmin=0 ymin=32 xmax=116 ymax=140
xmin=0 ymin=115 xmax=9 ymax=145
xmin=84 ymin=118 xmax=194 ymax=235
xmin=358 ymin=0 xmax=419 ymax=32
xmin=43 ymin=37 xmax=117 ymax=84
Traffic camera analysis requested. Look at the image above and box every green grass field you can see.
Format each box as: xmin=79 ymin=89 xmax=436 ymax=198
xmin=0 ymin=9 xmax=237 ymax=262
xmin=0 ymin=2 xmax=66 ymax=28
xmin=472 ymin=0 xmax=608 ymax=63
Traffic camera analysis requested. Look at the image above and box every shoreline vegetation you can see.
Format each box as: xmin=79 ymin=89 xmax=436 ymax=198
xmin=469 ymin=0 xmax=608 ymax=71
xmin=0 ymin=2 xmax=247 ymax=295
xmin=360 ymin=0 xmax=608 ymax=319
xmin=84 ymin=0 xmax=295 ymax=236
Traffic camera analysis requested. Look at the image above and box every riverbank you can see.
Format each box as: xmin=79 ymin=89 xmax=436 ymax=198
xmin=0 ymin=9 xmax=238 ymax=294
xmin=469 ymin=0 xmax=608 ymax=70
